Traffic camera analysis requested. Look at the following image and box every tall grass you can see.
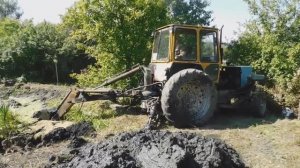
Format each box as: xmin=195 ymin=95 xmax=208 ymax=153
xmin=0 ymin=104 xmax=19 ymax=138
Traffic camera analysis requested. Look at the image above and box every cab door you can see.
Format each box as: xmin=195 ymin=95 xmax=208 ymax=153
xmin=199 ymin=29 xmax=220 ymax=82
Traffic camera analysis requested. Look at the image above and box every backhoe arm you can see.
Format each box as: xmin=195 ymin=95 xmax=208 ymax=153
xmin=54 ymin=88 xmax=117 ymax=119
xmin=53 ymin=65 xmax=148 ymax=119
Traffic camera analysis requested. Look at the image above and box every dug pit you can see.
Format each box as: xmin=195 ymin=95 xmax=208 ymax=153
xmin=56 ymin=130 xmax=245 ymax=168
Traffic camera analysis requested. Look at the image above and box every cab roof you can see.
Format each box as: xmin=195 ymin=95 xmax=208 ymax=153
xmin=155 ymin=24 xmax=219 ymax=31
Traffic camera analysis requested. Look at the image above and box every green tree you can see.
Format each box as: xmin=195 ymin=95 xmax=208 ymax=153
xmin=0 ymin=0 xmax=22 ymax=19
xmin=166 ymin=0 xmax=212 ymax=25
xmin=63 ymin=0 xmax=169 ymax=87
xmin=0 ymin=19 xmax=90 ymax=83
xmin=227 ymin=0 xmax=300 ymax=89
xmin=0 ymin=18 xmax=21 ymax=76
xmin=63 ymin=0 xmax=213 ymax=87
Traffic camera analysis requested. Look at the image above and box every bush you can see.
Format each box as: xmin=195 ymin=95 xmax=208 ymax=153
xmin=0 ymin=19 xmax=92 ymax=84
xmin=0 ymin=104 xmax=19 ymax=138
xmin=226 ymin=0 xmax=300 ymax=109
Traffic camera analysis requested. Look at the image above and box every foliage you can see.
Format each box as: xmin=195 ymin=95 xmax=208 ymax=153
xmin=0 ymin=104 xmax=19 ymax=138
xmin=64 ymin=0 xmax=212 ymax=87
xmin=64 ymin=0 xmax=169 ymax=87
xmin=0 ymin=18 xmax=20 ymax=37
xmin=166 ymin=0 xmax=212 ymax=25
xmin=227 ymin=0 xmax=300 ymax=90
xmin=65 ymin=102 xmax=116 ymax=130
xmin=0 ymin=0 xmax=212 ymax=86
xmin=288 ymin=70 xmax=300 ymax=94
xmin=0 ymin=19 xmax=92 ymax=83
xmin=0 ymin=0 xmax=22 ymax=19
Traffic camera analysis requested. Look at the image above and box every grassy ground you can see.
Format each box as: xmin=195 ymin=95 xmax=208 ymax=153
xmin=169 ymin=114 xmax=300 ymax=168
xmin=65 ymin=100 xmax=300 ymax=168
xmin=1 ymin=83 xmax=300 ymax=168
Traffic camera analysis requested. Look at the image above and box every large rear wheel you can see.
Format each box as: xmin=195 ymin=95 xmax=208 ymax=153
xmin=161 ymin=69 xmax=217 ymax=127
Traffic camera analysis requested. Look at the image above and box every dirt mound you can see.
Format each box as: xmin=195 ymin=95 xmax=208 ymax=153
xmin=43 ymin=121 xmax=95 ymax=144
xmin=0 ymin=121 xmax=95 ymax=154
xmin=57 ymin=130 xmax=245 ymax=168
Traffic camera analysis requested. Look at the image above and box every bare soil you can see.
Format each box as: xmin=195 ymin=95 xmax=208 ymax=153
xmin=0 ymin=83 xmax=300 ymax=168
xmin=54 ymin=130 xmax=245 ymax=168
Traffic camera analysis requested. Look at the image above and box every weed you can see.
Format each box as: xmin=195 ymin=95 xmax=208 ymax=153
xmin=91 ymin=119 xmax=110 ymax=130
xmin=65 ymin=104 xmax=115 ymax=131
xmin=0 ymin=104 xmax=19 ymax=138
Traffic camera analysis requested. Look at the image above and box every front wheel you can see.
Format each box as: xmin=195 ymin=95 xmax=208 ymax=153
xmin=161 ymin=69 xmax=217 ymax=127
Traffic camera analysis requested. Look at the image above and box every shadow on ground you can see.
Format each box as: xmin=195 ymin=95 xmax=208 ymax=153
xmin=199 ymin=91 xmax=286 ymax=130
xmin=111 ymin=105 xmax=283 ymax=130
xmin=203 ymin=110 xmax=281 ymax=130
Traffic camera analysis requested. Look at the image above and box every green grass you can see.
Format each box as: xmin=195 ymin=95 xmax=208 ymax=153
xmin=0 ymin=105 xmax=19 ymax=138
xmin=46 ymin=98 xmax=62 ymax=108
xmin=63 ymin=100 xmax=150 ymax=133
xmin=64 ymin=102 xmax=116 ymax=131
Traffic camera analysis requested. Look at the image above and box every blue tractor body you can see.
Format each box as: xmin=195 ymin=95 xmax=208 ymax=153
xmin=240 ymin=66 xmax=253 ymax=88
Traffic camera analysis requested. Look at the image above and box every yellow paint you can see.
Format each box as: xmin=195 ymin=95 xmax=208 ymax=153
xmin=151 ymin=24 xmax=222 ymax=82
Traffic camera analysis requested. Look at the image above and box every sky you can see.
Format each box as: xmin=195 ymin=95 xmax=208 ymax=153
xmin=208 ymin=0 xmax=252 ymax=41
xmin=18 ymin=0 xmax=252 ymax=42
xmin=18 ymin=0 xmax=77 ymax=23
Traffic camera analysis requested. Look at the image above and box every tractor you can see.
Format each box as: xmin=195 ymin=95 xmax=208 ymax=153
xmin=53 ymin=24 xmax=266 ymax=128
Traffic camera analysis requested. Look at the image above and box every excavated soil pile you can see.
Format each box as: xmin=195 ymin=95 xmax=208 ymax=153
xmin=0 ymin=122 xmax=95 ymax=154
xmin=58 ymin=130 xmax=245 ymax=168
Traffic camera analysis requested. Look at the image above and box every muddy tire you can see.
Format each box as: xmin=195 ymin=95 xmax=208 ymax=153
xmin=161 ymin=69 xmax=217 ymax=127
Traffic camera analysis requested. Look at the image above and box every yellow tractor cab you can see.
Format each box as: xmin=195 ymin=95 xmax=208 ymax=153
xmin=150 ymin=24 xmax=221 ymax=83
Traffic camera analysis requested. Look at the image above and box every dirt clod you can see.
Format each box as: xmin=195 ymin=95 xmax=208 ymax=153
xmin=57 ymin=130 xmax=245 ymax=168
xmin=32 ymin=109 xmax=52 ymax=120
xmin=65 ymin=121 xmax=95 ymax=137
xmin=68 ymin=137 xmax=87 ymax=149
xmin=49 ymin=155 xmax=56 ymax=162
xmin=4 ymin=79 xmax=16 ymax=87
xmin=0 ymin=162 xmax=7 ymax=168
xmin=0 ymin=121 xmax=95 ymax=154
xmin=7 ymin=99 xmax=22 ymax=108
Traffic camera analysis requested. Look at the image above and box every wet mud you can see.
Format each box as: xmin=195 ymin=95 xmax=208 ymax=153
xmin=56 ymin=130 xmax=245 ymax=168
xmin=0 ymin=122 xmax=95 ymax=154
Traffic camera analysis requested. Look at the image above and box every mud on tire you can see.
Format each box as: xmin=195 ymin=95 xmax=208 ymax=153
xmin=161 ymin=69 xmax=217 ymax=127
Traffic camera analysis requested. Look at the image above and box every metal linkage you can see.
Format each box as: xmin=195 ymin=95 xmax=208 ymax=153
xmin=94 ymin=65 xmax=142 ymax=89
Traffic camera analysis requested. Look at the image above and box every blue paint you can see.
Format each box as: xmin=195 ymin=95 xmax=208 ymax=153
xmin=239 ymin=66 xmax=252 ymax=87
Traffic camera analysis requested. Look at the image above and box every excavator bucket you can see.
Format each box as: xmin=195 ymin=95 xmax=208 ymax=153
xmin=53 ymin=87 xmax=119 ymax=119
xmin=53 ymin=65 xmax=146 ymax=120
xmin=56 ymin=88 xmax=80 ymax=119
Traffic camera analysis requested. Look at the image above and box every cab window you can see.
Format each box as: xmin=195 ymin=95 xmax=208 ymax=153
xmin=152 ymin=29 xmax=170 ymax=61
xmin=174 ymin=28 xmax=197 ymax=61
xmin=200 ymin=30 xmax=218 ymax=63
